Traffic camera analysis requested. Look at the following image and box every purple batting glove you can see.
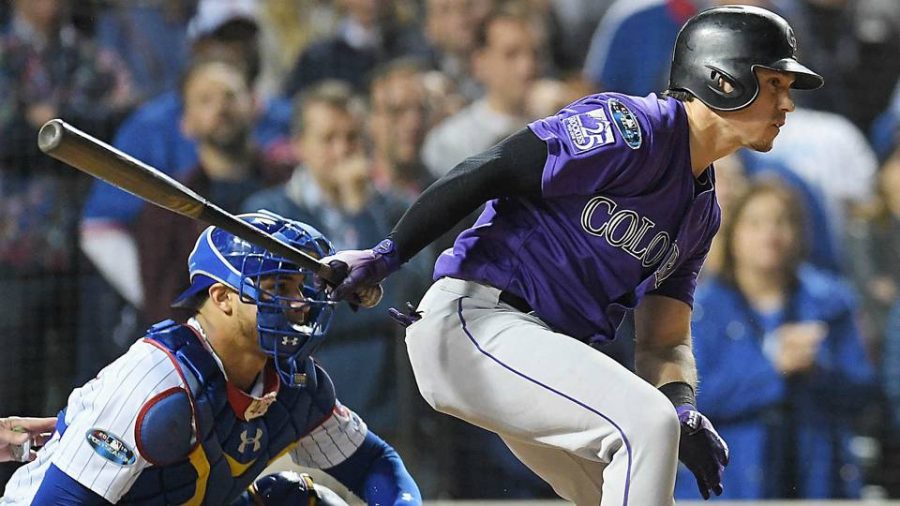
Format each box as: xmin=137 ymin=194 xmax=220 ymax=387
xmin=676 ymin=405 xmax=729 ymax=500
xmin=323 ymin=239 xmax=401 ymax=302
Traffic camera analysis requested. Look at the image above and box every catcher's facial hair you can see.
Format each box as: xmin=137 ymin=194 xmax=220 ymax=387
xmin=38 ymin=119 xmax=342 ymax=284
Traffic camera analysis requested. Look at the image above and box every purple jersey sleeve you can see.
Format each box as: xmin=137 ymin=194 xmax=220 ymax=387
xmin=647 ymin=242 xmax=710 ymax=307
xmin=527 ymin=94 xmax=661 ymax=199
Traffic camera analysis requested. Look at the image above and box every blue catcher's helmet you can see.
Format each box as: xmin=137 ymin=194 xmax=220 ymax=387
xmin=171 ymin=210 xmax=336 ymax=387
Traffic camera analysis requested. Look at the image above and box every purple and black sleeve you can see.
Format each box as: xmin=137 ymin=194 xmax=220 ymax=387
xmin=388 ymin=128 xmax=546 ymax=263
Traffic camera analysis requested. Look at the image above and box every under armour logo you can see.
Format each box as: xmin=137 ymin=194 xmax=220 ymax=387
xmin=238 ymin=428 xmax=263 ymax=454
xmin=281 ymin=336 xmax=300 ymax=347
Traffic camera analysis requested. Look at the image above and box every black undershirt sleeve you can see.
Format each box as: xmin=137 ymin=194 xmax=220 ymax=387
xmin=389 ymin=127 xmax=548 ymax=263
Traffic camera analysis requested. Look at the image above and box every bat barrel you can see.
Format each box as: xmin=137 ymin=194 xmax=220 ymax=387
xmin=37 ymin=119 xmax=65 ymax=154
xmin=37 ymin=118 xmax=343 ymax=286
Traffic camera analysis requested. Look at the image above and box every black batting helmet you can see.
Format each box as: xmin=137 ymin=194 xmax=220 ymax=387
xmin=667 ymin=5 xmax=823 ymax=111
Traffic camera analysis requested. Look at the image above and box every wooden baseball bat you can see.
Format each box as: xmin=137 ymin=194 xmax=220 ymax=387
xmin=37 ymin=119 xmax=341 ymax=284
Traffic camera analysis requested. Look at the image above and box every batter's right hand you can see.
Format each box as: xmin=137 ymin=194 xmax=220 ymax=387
xmin=676 ymin=405 xmax=729 ymax=500
xmin=323 ymin=239 xmax=400 ymax=307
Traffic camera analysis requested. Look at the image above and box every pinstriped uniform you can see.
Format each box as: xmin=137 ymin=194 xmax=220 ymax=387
xmin=1 ymin=321 xmax=368 ymax=504
xmin=291 ymin=403 xmax=367 ymax=469
xmin=1 ymin=341 xmax=181 ymax=504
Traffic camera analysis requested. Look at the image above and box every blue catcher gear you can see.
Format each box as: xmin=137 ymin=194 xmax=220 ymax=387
xmin=172 ymin=210 xmax=337 ymax=386
xmin=239 ymin=471 xmax=349 ymax=506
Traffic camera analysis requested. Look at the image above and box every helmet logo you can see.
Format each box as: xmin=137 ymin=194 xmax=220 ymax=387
xmin=787 ymin=27 xmax=797 ymax=53
xmin=282 ymin=335 xmax=300 ymax=347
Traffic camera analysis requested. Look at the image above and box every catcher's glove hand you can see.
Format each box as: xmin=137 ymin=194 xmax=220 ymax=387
xmin=246 ymin=471 xmax=348 ymax=506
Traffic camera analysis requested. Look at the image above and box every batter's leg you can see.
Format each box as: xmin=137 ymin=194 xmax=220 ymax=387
xmin=501 ymin=436 xmax=604 ymax=505
xmin=406 ymin=279 xmax=680 ymax=506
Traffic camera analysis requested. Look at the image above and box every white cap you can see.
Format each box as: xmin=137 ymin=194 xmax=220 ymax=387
xmin=187 ymin=0 xmax=259 ymax=41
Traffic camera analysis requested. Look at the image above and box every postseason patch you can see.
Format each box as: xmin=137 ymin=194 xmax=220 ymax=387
xmin=562 ymin=107 xmax=615 ymax=153
xmin=85 ymin=428 xmax=136 ymax=465
xmin=608 ymin=99 xmax=642 ymax=150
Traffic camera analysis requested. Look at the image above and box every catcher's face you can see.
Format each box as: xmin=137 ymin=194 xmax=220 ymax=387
xmin=256 ymin=274 xmax=313 ymax=326
xmin=722 ymin=68 xmax=796 ymax=152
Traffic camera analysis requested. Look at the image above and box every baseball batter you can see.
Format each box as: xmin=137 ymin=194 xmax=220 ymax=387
xmin=1 ymin=212 xmax=421 ymax=505
xmin=327 ymin=6 xmax=823 ymax=505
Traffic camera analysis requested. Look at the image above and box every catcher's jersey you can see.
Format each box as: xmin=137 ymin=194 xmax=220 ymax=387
xmin=434 ymin=92 xmax=721 ymax=343
xmin=1 ymin=319 xmax=366 ymax=505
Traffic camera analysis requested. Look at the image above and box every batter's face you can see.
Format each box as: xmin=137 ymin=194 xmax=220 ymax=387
xmin=731 ymin=191 xmax=798 ymax=273
xmin=722 ymin=68 xmax=796 ymax=152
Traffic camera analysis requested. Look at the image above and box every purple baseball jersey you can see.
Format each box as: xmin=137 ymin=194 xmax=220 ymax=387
xmin=433 ymin=93 xmax=721 ymax=343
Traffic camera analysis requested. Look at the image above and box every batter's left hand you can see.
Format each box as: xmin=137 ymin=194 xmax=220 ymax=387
xmin=323 ymin=239 xmax=400 ymax=307
xmin=676 ymin=405 xmax=729 ymax=500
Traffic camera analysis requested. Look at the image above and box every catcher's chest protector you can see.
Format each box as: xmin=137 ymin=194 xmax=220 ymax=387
xmin=114 ymin=320 xmax=337 ymax=505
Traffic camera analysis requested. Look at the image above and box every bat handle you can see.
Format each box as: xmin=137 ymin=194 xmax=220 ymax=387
xmin=318 ymin=260 xmax=348 ymax=287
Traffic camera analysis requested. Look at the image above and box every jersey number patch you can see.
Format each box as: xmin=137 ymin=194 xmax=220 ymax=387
xmin=563 ymin=108 xmax=615 ymax=153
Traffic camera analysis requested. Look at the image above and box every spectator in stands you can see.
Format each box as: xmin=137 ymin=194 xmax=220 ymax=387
xmin=700 ymin=153 xmax=749 ymax=276
xmin=242 ymin=80 xmax=432 ymax=444
xmin=871 ymin=79 xmax=900 ymax=161
xmin=524 ymin=76 xmax=593 ymax=120
xmin=853 ymin=145 xmax=900 ymax=497
xmin=415 ymin=0 xmax=483 ymax=100
xmin=740 ymin=106 xmax=879 ymax=271
xmin=550 ymin=0 xmax=615 ymax=72
xmin=368 ymin=59 xmax=433 ymax=200
xmin=422 ymin=6 xmax=540 ymax=177
xmin=787 ymin=0 xmax=900 ymax=132
xmin=883 ymin=299 xmax=900 ymax=497
xmin=675 ymin=180 xmax=877 ymax=500
xmin=282 ymin=0 xmax=422 ymax=96
xmin=76 ymin=0 xmax=293 ymax=382
xmin=0 ymin=0 xmax=134 ymax=486
xmin=582 ymin=0 xmax=698 ymax=96
xmin=95 ymin=0 xmax=195 ymax=102
xmin=258 ymin=0 xmax=339 ymax=99
xmin=135 ymin=60 xmax=273 ymax=325
xmin=847 ymin=146 xmax=900 ymax=348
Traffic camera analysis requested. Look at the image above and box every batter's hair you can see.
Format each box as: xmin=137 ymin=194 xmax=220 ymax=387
xmin=718 ymin=178 xmax=808 ymax=288
xmin=660 ymin=89 xmax=695 ymax=103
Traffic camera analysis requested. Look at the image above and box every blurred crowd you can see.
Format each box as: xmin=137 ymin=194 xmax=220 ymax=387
xmin=0 ymin=0 xmax=899 ymax=500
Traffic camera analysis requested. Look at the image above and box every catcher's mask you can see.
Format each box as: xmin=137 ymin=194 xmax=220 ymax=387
xmin=172 ymin=210 xmax=336 ymax=387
